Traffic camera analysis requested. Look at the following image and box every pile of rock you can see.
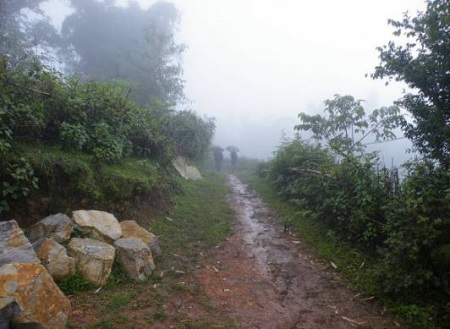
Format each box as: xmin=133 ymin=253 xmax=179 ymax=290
xmin=0 ymin=210 xmax=161 ymax=328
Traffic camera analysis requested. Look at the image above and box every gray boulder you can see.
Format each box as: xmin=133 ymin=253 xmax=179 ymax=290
xmin=0 ymin=221 xmax=40 ymax=267
xmin=67 ymin=238 xmax=115 ymax=285
xmin=114 ymin=238 xmax=155 ymax=281
xmin=0 ymin=297 xmax=21 ymax=329
xmin=26 ymin=214 xmax=73 ymax=244
xmin=33 ymin=238 xmax=75 ymax=281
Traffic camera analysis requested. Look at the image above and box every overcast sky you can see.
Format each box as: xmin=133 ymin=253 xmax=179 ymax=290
xmin=43 ymin=0 xmax=426 ymax=163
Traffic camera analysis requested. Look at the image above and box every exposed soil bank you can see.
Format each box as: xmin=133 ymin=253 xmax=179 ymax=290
xmin=196 ymin=175 xmax=404 ymax=329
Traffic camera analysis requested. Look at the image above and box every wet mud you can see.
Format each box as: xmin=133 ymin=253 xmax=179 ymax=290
xmin=196 ymin=175 xmax=404 ymax=329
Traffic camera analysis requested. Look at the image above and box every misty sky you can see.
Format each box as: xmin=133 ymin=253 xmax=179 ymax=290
xmin=42 ymin=0 xmax=426 ymax=164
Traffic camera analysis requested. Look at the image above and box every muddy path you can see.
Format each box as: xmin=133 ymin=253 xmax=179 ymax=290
xmin=196 ymin=175 xmax=403 ymax=329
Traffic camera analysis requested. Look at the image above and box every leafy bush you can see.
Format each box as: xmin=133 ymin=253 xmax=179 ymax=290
xmin=59 ymin=122 xmax=89 ymax=151
xmin=269 ymin=137 xmax=334 ymax=212
xmin=167 ymin=110 xmax=215 ymax=162
xmin=378 ymin=161 xmax=450 ymax=298
xmin=0 ymin=58 xmax=214 ymax=214
xmin=266 ymin=96 xmax=450 ymax=326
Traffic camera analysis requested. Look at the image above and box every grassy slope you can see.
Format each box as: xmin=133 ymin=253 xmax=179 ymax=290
xmin=66 ymin=172 xmax=237 ymax=329
xmin=7 ymin=144 xmax=172 ymax=225
xmin=237 ymin=169 xmax=439 ymax=329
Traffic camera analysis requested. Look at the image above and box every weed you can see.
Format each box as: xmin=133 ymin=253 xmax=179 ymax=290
xmin=153 ymin=309 xmax=166 ymax=321
xmin=107 ymin=293 xmax=132 ymax=309
xmin=115 ymin=313 xmax=129 ymax=324
xmin=58 ymin=272 xmax=97 ymax=295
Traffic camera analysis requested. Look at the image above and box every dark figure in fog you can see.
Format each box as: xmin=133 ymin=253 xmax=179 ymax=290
xmin=213 ymin=147 xmax=224 ymax=171
xmin=226 ymin=146 xmax=240 ymax=172
xmin=230 ymin=151 xmax=238 ymax=172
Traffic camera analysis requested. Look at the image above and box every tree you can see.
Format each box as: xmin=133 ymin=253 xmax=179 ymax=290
xmin=166 ymin=110 xmax=215 ymax=161
xmin=295 ymin=94 xmax=403 ymax=158
xmin=372 ymin=0 xmax=450 ymax=168
xmin=0 ymin=0 xmax=59 ymax=66
xmin=61 ymin=0 xmax=184 ymax=105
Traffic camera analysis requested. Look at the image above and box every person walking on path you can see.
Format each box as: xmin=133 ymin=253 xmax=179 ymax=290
xmin=226 ymin=146 xmax=239 ymax=172
xmin=212 ymin=146 xmax=224 ymax=171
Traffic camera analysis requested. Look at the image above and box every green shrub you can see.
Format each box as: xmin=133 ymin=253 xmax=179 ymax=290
xmin=267 ymin=137 xmax=450 ymax=326
xmin=0 ymin=58 xmax=214 ymax=215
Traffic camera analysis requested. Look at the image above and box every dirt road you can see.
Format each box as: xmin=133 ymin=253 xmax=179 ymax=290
xmin=196 ymin=175 xmax=402 ymax=329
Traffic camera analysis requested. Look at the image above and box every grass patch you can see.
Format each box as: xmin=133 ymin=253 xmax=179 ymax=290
xmin=107 ymin=293 xmax=132 ymax=309
xmin=150 ymin=172 xmax=234 ymax=269
xmin=58 ymin=272 xmax=97 ymax=295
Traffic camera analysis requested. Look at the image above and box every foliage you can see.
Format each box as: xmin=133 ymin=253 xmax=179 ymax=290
xmin=373 ymin=0 xmax=450 ymax=168
xmin=262 ymin=96 xmax=450 ymax=328
xmin=167 ymin=110 xmax=215 ymax=162
xmin=378 ymin=160 xmax=450 ymax=298
xmin=295 ymin=94 xmax=403 ymax=157
xmin=61 ymin=0 xmax=185 ymax=104
xmin=58 ymin=272 xmax=97 ymax=295
xmin=269 ymin=136 xmax=334 ymax=212
xmin=0 ymin=0 xmax=59 ymax=66
xmin=0 ymin=59 xmax=214 ymax=214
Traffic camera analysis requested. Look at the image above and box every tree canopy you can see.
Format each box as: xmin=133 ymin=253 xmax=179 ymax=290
xmin=0 ymin=0 xmax=59 ymax=66
xmin=373 ymin=0 xmax=450 ymax=167
xmin=61 ymin=0 xmax=185 ymax=105
xmin=295 ymin=94 xmax=403 ymax=158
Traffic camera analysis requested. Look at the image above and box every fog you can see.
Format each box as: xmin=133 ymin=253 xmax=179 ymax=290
xmin=41 ymin=0 xmax=426 ymax=164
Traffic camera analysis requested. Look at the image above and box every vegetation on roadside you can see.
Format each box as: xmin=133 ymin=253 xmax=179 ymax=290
xmin=0 ymin=59 xmax=214 ymax=219
xmin=239 ymin=114 xmax=450 ymax=329
xmin=238 ymin=3 xmax=450 ymax=327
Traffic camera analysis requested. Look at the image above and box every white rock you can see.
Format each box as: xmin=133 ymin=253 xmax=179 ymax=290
xmin=172 ymin=156 xmax=202 ymax=180
xmin=26 ymin=213 xmax=73 ymax=244
xmin=33 ymin=238 xmax=75 ymax=281
xmin=0 ymin=263 xmax=71 ymax=329
xmin=0 ymin=220 xmax=40 ymax=267
xmin=72 ymin=210 xmax=122 ymax=243
xmin=67 ymin=238 xmax=115 ymax=285
xmin=114 ymin=238 xmax=155 ymax=281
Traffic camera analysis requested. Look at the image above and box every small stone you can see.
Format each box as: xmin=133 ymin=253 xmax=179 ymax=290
xmin=67 ymin=238 xmax=115 ymax=285
xmin=0 ymin=263 xmax=70 ymax=329
xmin=72 ymin=210 xmax=122 ymax=243
xmin=0 ymin=221 xmax=40 ymax=268
xmin=120 ymin=220 xmax=161 ymax=256
xmin=114 ymin=238 xmax=155 ymax=281
xmin=33 ymin=238 xmax=75 ymax=281
xmin=26 ymin=213 xmax=73 ymax=244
